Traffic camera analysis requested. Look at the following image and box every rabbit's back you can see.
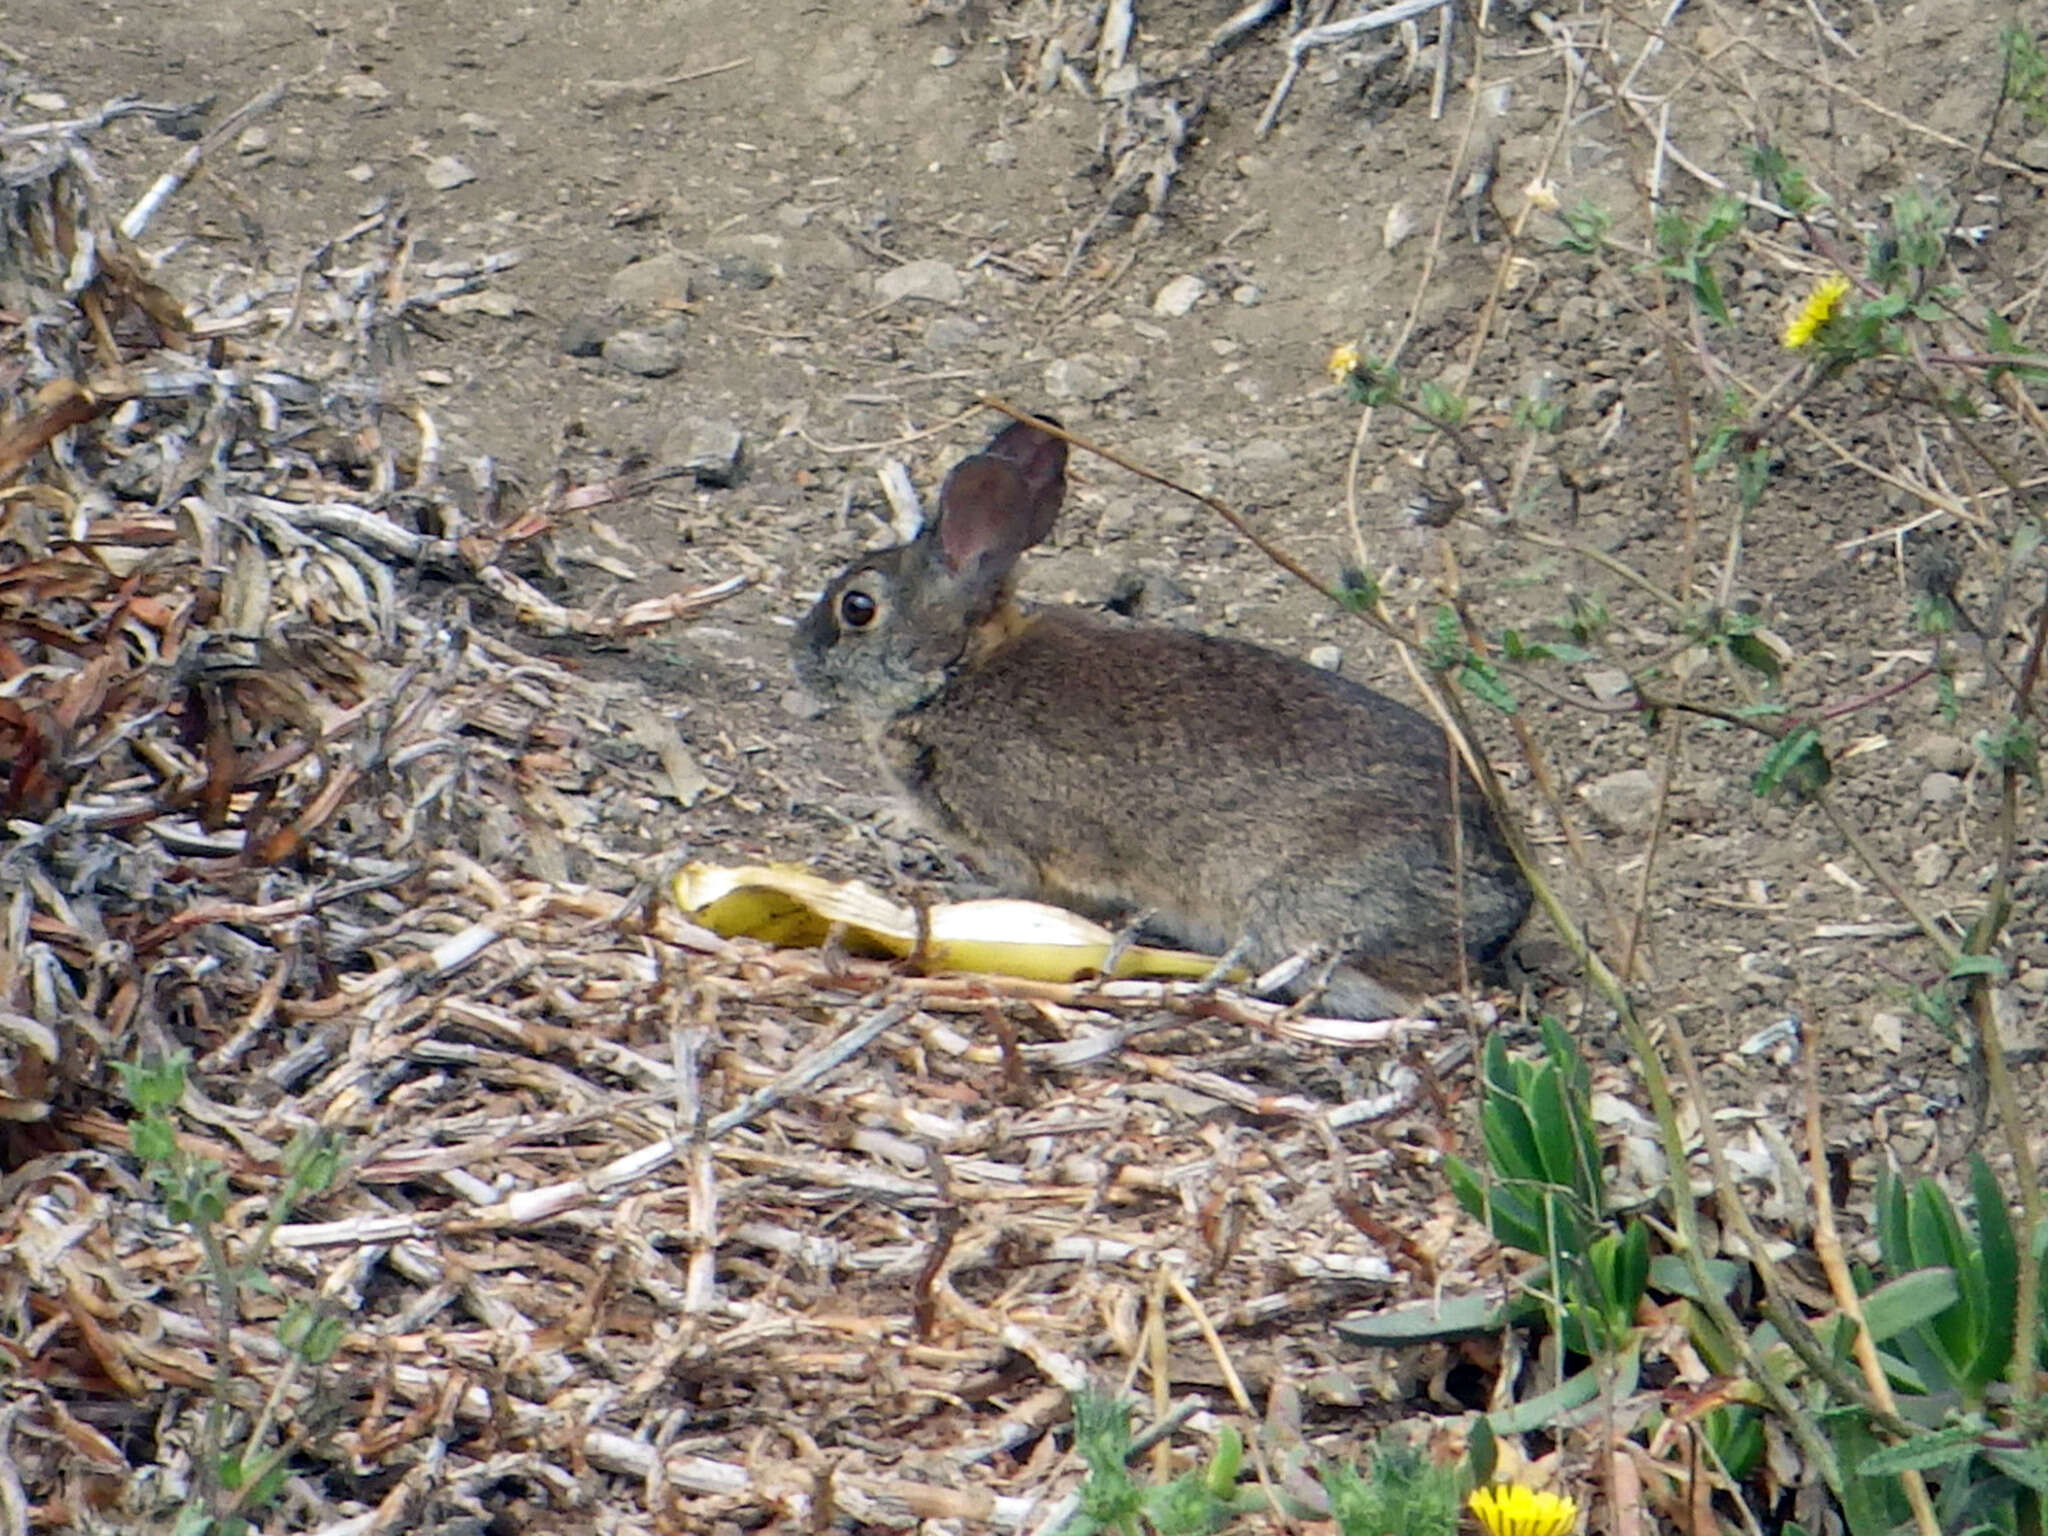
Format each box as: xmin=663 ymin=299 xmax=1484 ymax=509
xmin=878 ymin=607 xmax=1528 ymax=989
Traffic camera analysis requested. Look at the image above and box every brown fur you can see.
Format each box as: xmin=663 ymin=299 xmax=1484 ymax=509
xmin=792 ymin=418 xmax=1530 ymax=1018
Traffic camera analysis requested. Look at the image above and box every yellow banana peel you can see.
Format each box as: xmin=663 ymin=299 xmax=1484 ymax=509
xmin=672 ymin=862 xmax=1224 ymax=985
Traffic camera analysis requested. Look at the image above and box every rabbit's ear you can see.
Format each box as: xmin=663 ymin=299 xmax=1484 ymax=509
xmin=931 ymin=418 xmax=1068 ymax=579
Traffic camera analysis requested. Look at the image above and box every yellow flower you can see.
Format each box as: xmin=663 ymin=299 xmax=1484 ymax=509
xmin=1782 ymin=273 xmax=1851 ymax=349
xmin=1469 ymin=1484 xmax=1581 ymax=1536
xmin=1327 ymin=343 xmax=1363 ymax=384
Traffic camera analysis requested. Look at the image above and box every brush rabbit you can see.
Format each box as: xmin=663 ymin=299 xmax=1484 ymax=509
xmin=792 ymin=416 xmax=1531 ymax=1018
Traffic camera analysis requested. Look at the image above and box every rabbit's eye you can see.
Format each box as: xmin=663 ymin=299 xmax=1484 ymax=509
xmin=838 ymin=588 xmax=879 ymax=629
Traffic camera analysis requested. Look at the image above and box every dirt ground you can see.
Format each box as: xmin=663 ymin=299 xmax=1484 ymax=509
xmin=8 ymin=0 xmax=2048 ymax=1527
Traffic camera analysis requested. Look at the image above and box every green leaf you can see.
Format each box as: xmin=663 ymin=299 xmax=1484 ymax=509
xmin=1727 ymin=630 xmax=1782 ymax=681
xmin=1908 ymin=1180 xmax=1979 ymax=1372
xmin=1985 ymin=1444 xmax=2048 ymax=1496
xmin=1947 ymin=953 xmax=2008 ymax=982
xmin=1858 ymin=1421 xmax=1990 ymax=1476
xmin=1458 ymin=658 xmax=1519 ymax=715
xmin=1830 ymin=1411 xmax=1913 ymax=1536
xmin=1332 ymin=1290 xmax=1524 ymax=1345
xmin=1528 ymin=1059 xmax=1588 ymax=1194
xmin=1962 ymin=1157 xmax=2016 ymax=1398
xmin=1752 ymin=725 xmax=1828 ymax=799
xmin=1858 ymin=1266 xmax=1963 ymax=1343
xmin=1646 ymin=1254 xmax=1744 ymax=1303
xmin=131 ymin=1116 xmax=176 ymax=1166
xmin=1487 ymin=1345 xmax=1640 ymax=1434
xmin=1202 ymin=1425 xmax=1243 ymax=1499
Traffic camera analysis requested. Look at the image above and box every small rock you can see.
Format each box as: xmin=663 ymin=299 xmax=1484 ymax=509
xmin=1583 ymin=667 xmax=1633 ymax=702
xmin=982 ymin=139 xmax=1018 ymax=167
xmin=346 ymin=162 xmax=376 ymax=183
xmin=929 ymin=44 xmax=959 ymax=67
xmin=923 ymin=315 xmax=983 ymax=351
xmin=1236 ymin=438 xmax=1291 ymax=473
xmin=715 ymin=253 xmax=776 ymax=289
xmin=1232 ymin=284 xmax=1262 ymax=306
xmin=1919 ymin=771 xmax=1962 ymax=808
xmin=601 ymin=329 xmax=685 ymax=378
xmin=422 ymin=154 xmax=477 ymax=191
xmin=606 ymin=253 xmax=695 ymax=308
xmin=672 ymin=418 xmax=745 ymax=487
xmin=1869 ymin=1010 xmax=1906 ymax=1053
xmin=336 ymin=75 xmax=390 ymax=100
xmin=781 ymin=688 xmax=829 ymax=721
xmin=457 ymin=111 xmax=500 ymax=135
xmin=1910 ymin=843 xmax=1954 ymax=887
xmin=1582 ymin=767 xmax=1661 ymax=836
xmin=1152 ymin=274 xmax=1206 ymax=318
xmin=1907 ymin=731 xmax=1972 ymax=774
xmin=235 ymin=125 xmax=271 ymax=156
xmin=2019 ymin=966 xmax=2048 ymax=997
xmin=23 ymin=91 xmax=71 ymax=112
xmin=1554 ymin=294 xmax=1599 ymax=346
xmin=1308 ymin=645 xmax=1344 ymax=672
xmin=1044 ymin=356 xmax=1115 ymax=402
xmin=1888 ymin=1131 xmax=1930 ymax=1169
xmin=875 ymin=259 xmax=963 ymax=305
xmin=2016 ymin=134 xmax=2048 ymax=172
xmin=1382 ymin=202 xmax=1417 ymax=252
xmin=559 ymin=314 xmax=613 ymax=357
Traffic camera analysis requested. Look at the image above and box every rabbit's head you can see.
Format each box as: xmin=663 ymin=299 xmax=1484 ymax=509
xmin=794 ymin=417 xmax=1067 ymax=720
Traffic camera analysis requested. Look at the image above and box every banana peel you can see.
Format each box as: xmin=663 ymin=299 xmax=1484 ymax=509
xmin=672 ymin=862 xmax=1226 ymax=985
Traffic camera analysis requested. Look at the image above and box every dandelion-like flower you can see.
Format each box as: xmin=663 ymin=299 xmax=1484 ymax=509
xmin=1469 ymin=1484 xmax=1581 ymax=1536
xmin=1782 ymin=273 xmax=1851 ymax=349
xmin=1327 ymin=343 xmax=1363 ymax=384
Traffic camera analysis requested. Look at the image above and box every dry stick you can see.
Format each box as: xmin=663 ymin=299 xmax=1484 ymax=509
xmin=1161 ymin=1268 xmax=1294 ymax=1529
xmin=1450 ymin=10 xmax=1594 ymax=394
xmin=1336 ymin=5 xmax=1492 ymax=569
xmin=1799 ymin=1009 xmax=1944 ymax=1536
xmin=120 ymin=81 xmax=292 ymax=241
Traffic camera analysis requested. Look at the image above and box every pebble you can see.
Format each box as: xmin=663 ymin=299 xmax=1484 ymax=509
xmin=929 ymin=44 xmax=959 ymax=67
xmin=601 ymin=329 xmax=685 ymax=378
xmin=715 ymin=254 xmax=776 ymax=290
xmin=23 ymin=91 xmax=70 ymax=112
xmin=1869 ymin=1010 xmax=1906 ymax=1053
xmin=559 ymin=314 xmax=612 ymax=358
xmin=422 ymin=155 xmax=477 ymax=191
xmin=1907 ymin=731 xmax=1972 ymax=774
xmin=1044 ymin=356 xmax=1115 ymax=402
xmin=606 ymin=253 xmax=694 ymax=308
xmin=1582 ymin=767 xmax=1661 ymax=836
xmin=923 ymin=315 xmax=982 ymax=351
xmin=1382 ymin=202 xmax=1417 ymax=252
xmin=346 ymin=163 xmax=376 ymax=183
xmin=1554 ymin=294 xmax=1600 ymax=346
xmin=2017 ymin=134 xmax=2048 ymax=172
xmin=1308 ymin=645 xmax=1344 ymax=672
xmin=1583 ymin=667 xmax=1633 ymax=702
xmin=457 ymin=111 xmax=501 ymax=135
xmin=674 ymin=418 xmax=745 ymax=487
xmin=982 ymin=140 xmax=1017 ymax=168
xmin=1232 ymin=284 xmax=1261 ymax=306
xmin=1911 ymin=843 xmax=1954 ymax=886
xmin=1151 ymin=274 xmax=1206 ymax=318
xmin=1919 ymin=771 xmax=1962 ymax=808
xmin=875 ymin=259 xmax=963 ymax=305
xmin=1236 ymin=438 xmax=1292 ymax=473
xmin=780 ymin=688 xmax=829 ymax=721
xmin=236 ymin=126 xmax=271 ymax=156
